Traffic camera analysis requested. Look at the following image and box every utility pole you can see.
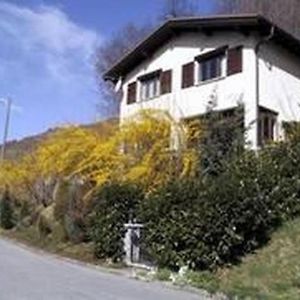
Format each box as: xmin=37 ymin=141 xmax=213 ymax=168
xmin=170 ymin=0 xmax=177 ymax=17
xmin=166 ymin=0 xmax=178 ymax=18
xmin=0 ymin=98 xmax=12 ymax=162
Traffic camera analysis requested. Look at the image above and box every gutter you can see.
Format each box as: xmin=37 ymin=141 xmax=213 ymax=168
xmin=254 ymin=25 xmax=275 ymax=148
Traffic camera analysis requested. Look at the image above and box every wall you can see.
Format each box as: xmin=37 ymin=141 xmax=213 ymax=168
xmin=120 ymin=31 xmax=258 ymax=147
xmin=259 ymin=42 xmax=300 ymax=139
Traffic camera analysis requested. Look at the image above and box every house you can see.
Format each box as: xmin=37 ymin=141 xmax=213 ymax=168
xmin=104 ymin=14 xmax=300 ymax=149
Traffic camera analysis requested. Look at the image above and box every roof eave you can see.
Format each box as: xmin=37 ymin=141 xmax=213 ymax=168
xmin=104 ymin=14 xmax=300 ymax=82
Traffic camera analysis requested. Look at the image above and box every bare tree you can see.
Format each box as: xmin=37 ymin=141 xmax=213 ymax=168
xmin=95 ymin=1 xmax=203 ymax=118
xmin=218 ymin=0 xmax=300 ymax=38
xmin=95 ymin=23 xmax=152 ymax=117
xmin=162 ymin=0 xmax=199 ymax=19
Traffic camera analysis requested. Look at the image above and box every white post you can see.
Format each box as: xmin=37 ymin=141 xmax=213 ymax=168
xmin=124 ymin=222 xmax=144 ymax=265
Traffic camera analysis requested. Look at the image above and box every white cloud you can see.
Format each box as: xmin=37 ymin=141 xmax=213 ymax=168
xmin=0 ymin=1 xmax=101 ymax=90
xmin=0 ymin=2 xmax=99 ymax=54
xmin=0 ymin=1 xmax=104 ymax=139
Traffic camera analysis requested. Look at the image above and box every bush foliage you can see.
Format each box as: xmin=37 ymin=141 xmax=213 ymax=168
xmin=0 ymin=190 xmax=15 ymax=230
xmin=89 ymin=182 xmax=144 ymax=262
xmin=140 ymin=136 xmax=300 ymax=271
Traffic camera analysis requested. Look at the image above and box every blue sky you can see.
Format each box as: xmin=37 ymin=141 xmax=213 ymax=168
xmin=0 ymin=0 xmax=214 ymax=141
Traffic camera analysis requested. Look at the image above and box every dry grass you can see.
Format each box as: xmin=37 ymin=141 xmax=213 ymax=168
xmin=0 ymin=226 xmax=95 ymax=265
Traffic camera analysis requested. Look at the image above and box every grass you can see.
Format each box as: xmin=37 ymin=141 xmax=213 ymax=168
xmin=152 ymin=218 xmax=300 ymax=299
xmin=216 ymin=217 xmax=300 ymax=299
xmin=0 ymin=226 xmax=96 ymax=264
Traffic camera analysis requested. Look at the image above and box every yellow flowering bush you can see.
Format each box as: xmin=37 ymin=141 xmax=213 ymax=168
xmin=0 ymin=109 xmax=202 ymax=200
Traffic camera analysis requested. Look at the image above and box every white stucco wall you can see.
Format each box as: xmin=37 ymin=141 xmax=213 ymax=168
xmin=259 ymin=42 xmax=300 ymax=139
xmin=122 ymin=32 xmax=255 ymax=116
xmin=119 ymin=31 xmax=300 ymax=147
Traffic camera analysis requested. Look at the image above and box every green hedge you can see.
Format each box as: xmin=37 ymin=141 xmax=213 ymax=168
xmin=140 ymin=141 xmax=300 ymax=271
xmin=86 ymin=134 xmax=300 ymax=270
xmin=89 ymin=182 xmax=144 ymax=262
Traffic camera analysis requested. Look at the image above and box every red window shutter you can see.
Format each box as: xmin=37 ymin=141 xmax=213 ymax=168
xmin=127 ymin=82 xmax=137 ymax=104
xmin=182 ymin=62 xmax=195 ymax=89
xmin=160 ymin=70 xmax=172 ymax=95
xmin=227 ymin=46 xmax=243 ymax=76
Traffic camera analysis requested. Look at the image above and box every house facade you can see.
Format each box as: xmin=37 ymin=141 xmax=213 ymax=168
xmin=104 ymin=15 xmax=300 ymax=149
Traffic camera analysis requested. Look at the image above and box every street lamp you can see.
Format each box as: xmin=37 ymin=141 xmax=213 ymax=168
xmin=0 ymin=98 xmax=12 ymax=162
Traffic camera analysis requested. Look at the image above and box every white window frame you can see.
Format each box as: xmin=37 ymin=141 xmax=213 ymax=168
xmin=258 ymin=109 xmax=278 ymax=146
xmin=197 ymin=53 xmax=226 ymax=83
xmin=139 ymin=75 xmax=160 ymax=101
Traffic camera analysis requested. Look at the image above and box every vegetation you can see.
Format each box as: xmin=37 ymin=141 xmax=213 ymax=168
xmin=139 ymin=143 xmax=300 ymax=271
xmin=0 ymin=190 xmax=14 ymax=230
xmin=217 ymin=217 xmax=300 ymax=299
xmin=221 ymin=0 xmax=300 ymax=38
xmin=152 ymin=218 xmax=300 ymax=299
xmin=2 ymin=1 xmax=300 ymax=296
xmin=90 ymin=182 xmax=144 ymax=262
xmin=0 ymin=109 xmax=199 ymax=258
xmin=1 ymin=107 xmax=300 ymax=298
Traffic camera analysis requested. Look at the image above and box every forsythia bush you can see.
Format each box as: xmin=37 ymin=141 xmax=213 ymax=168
xmin=0 ymin=109 xmax=199 ymax=198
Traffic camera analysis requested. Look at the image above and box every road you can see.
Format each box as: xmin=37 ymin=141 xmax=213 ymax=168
xmin=0 ymin=238 xmax=207 ymax=300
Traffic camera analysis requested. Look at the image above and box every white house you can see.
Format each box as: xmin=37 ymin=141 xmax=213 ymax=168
xmin=104 ymin=14 xmax=300 ymax=149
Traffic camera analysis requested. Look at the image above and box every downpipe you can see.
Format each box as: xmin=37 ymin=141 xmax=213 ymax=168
xmin=254 ymin=25 xmax=275 ymax=149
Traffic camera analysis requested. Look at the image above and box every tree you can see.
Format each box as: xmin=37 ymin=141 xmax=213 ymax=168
xmin=161 ymin=0 xmax=199 ymax=19
xmin=95 ymin=1 xmax=204 ymax=118
xmin=219 ymin=0 xmax=300 ymax=38
xmin=192 ymin=104 xmax=245 ymax=177
xmin=95 ymin=23 xmax=152 ymax=117
xmin=0 ymin=189 xmax=14 ymax=230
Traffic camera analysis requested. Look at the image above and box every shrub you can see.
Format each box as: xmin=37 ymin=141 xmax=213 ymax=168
xmin=197 ymin=105 xmax=245 ymax=177
xmin=139 ymin=179 xmax=204 ymax=270
xmin=53 ymin=179 xmax=70 ymax=222
xmin=140 ymin=144 xmax=300 ymax=271
xmin=89 ymin=182 xmax=144 ymax=262
xmin=37 ymin=205 xmax=55 ymax=238
xmin=64 ymin=211 xmax=87 ymax=244
xmin=53 ymin=179 xmax=88 ymax=243
xmin=0 ymin=190 xmax=15 ymax=230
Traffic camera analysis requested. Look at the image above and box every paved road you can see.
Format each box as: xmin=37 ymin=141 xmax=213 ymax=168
xmin=0 ymin=238 xmax=206 ymax=300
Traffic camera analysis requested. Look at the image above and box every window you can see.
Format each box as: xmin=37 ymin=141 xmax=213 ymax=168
xmin=196 ymin=47 xmax=227 ymax=83
xmin=139 ymin=72 xmax=161 ymax=101
xmin=258 ymin=107 xmax=278 ymax=146
xmin=193 ymin=46 xmax=243 ymax=85
xmin=138 ymin=69 xmax=172 ymax=101
xmin=199 ymin=55 xmax=223 ymax=82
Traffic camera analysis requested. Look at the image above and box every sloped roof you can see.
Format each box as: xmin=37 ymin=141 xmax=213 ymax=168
xmin=104 ymin=14 xmax=300 ymax=82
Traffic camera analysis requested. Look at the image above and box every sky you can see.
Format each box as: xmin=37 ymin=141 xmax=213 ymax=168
xmin=0 ymin=0 xmax=214 ymax=141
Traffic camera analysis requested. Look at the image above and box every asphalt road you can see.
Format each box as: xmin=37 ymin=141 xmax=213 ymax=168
xmin=0 ymin=238 xmax=206 ymax=300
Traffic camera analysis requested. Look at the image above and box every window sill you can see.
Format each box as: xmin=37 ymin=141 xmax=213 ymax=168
xmin=138 ymin=93 xmax=171 ymax=103
xmin=139 ymin=95 xmax=161 ymax=103
xmin=195 ymin=76 xmax=226 ymax=87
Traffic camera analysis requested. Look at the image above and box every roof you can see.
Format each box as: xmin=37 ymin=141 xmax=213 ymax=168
xmin=104 ymin=14 xmax=300 ymax=82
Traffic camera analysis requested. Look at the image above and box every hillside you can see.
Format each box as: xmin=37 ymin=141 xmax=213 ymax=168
xmin=217 ymin=218 xmax=300 ymax=299
xmin=3 ymin=118 xmax=118 ymax=161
